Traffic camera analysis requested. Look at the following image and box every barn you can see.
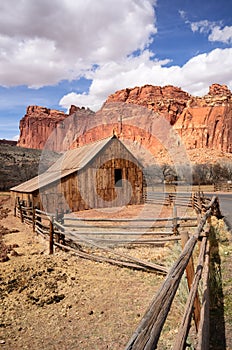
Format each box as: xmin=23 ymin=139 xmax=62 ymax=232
xmin=11 ymin=135 xmax=145 ymax=213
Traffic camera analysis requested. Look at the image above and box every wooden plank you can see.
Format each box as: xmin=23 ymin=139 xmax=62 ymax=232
xmin=57 ymin=229 xmax=174 ymax=236
xmin=49 ymin=217 xmax=54 ymax=255
xmin=173 ymin=235 xmax=208 ymax=350
xmin=172 ymin=205 xmax=178 ymax=235
xmin=180 ymin=231 xmax=201 ymax=331
xmin=196 ymin=240 xmax=210 ymax=350
xmin=54 ymin=242 xmax=158 ymax=272
xmin=63 ymin=223 xmax=174 ymax=230
xmin=64 ymin=216 xmax=183 ymax=223
xmin=64 ymin=230 xmax=168 ymax=274
xmin=86 ymin=237 xmax=181 ymax=244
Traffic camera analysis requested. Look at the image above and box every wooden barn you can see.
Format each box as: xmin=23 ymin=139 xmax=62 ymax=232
xmin=11 ymin=136 xmax=145 ymax=213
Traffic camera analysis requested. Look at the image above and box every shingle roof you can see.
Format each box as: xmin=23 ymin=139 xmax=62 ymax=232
xmin=11 ymin=136 xmax=114 ymax=193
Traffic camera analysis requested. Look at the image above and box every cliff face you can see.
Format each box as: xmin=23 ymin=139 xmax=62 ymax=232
xmin=17 ymin=105 xmax=94 ymax=151
xmin=16 ymin=84 xmax=232 ymax=156
xmin=105 ymin=83 xmax=232 ymax=154
xmin=106 ymin=84 xmax=190 ymax=125
xmin=174 ymin=84 xmax=232 ymax=153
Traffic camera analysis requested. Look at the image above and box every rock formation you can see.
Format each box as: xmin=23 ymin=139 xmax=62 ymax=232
xmin=0 ymin=144 xmax=60 ymax=190
xmin=174 ymin=84 xmax=232 ymax=153
xmin=17 ymin=105 xmax=94 ymax=151
xmin=16 ymin=84 xmax=232 ymax=157
xmin=106 ymin=84 xmax=190 ymax=125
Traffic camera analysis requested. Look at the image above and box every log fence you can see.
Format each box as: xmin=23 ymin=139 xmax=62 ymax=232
xmin=125 ymin=195 xmax=220 ymax=349
xmin=214 ymin=181 xmax=232 ymax=192
xmin=13 ymin=192 xmax=222 ymax=349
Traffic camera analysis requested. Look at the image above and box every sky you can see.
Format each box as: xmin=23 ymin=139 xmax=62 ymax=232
xmin=0 ymin=0 xmax=232 ymax=140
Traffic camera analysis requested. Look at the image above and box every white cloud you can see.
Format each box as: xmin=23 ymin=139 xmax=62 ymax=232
xmin=13 ymin=135 xmax=19 ymax=141
xmin=190 ymin=21 xmax=232 ymax=44
xmin=209 ymin=25 xmax=232 ymax=44
xmin=179 ymin=11 xmax=232 ymax=45
xmin=178 ymin=10 xmax=215 ymax=34
xmin=190 ymin=20 xmax=214 ymax=34
xmin=0 ymin=0 xmax=157 ymax=87
xmin=59 ymin=48 xmax=232 ymax=111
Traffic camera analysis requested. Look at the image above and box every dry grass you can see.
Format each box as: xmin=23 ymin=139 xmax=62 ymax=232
xmin=1 ymin=195 xmax=231 ymax=349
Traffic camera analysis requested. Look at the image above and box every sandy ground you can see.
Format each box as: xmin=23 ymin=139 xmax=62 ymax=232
xmin=0 ymin=196 xmax=173 ymax=350
xmin=1 ymin=194 xmax=231 ymax=349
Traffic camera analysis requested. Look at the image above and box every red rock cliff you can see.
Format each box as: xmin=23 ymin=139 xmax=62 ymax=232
xmin=17 ymin=84 xmax=232 ymax=156
xmin=106 ymin=84 xmax=190 ymax=125
xmin=17 ymin=105 xmax=94 ymax=151
xmin=104 ymin=83 xmax=232 ymax=153
xmin=174 ymin=84 xmax=232 ymax=153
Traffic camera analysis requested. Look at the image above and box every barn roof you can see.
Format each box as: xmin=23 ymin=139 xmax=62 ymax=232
xmin=11 ymin=135 xmax=140 ymax=193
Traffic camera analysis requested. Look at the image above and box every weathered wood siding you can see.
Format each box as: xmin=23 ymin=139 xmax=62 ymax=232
xmin=13 ymin=138 xmax=145 ymax=213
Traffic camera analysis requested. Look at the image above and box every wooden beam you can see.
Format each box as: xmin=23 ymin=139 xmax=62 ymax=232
xmin=49 ymin=217 xmax=54 ymax=255
xmin=180 ymin=231 xmax=201 ymax=331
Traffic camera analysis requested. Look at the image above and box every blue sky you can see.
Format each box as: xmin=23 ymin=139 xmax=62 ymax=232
xmin=0 ymin=0 xmax=231 ymax=140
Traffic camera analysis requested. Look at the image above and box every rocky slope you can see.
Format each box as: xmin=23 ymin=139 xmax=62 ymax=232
xmin=16 ymin=84 xmax=232 ymax=159
xmin=0 ymin=143 xmax=60 ymax=190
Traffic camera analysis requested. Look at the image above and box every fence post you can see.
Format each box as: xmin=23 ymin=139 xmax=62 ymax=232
xmin=49 ymin=216 xmax=54 ymax=255
xmin=172 ymin=205 xmax=178 ymax=235
xmin=19 ymin=202 xmax=24 ymax=223
xmin=32 ymin=207 xmax=36 ymax=233
xmin=180 ymin=231 xmax=201 ymax=331
xmin=14 ymin=198 xmax=17 ymax=217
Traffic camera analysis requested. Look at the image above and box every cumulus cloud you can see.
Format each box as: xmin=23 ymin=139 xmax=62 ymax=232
xmin=190 ymin=20 xmax=215 ymax=34
xmin=59 ymin=47 xmax=232 ymax=111
xmin=190 ymin=21 xmax=232 ymax=44
xmin=209 ymin=25 xmax=232 ymax=44
xmin=1 ymin=0 xmax=232 ymax=115
xmin=179 ymin=10 xmax=232 ymax=44
xmin=0 ymin=0 xmax=157 ymax=87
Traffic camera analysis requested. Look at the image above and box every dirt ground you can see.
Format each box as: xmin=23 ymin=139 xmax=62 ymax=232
xmin=0 ymin=195 xmax=176 ymax=350
xmin=0 ymin=194 xmax=231 ymax=349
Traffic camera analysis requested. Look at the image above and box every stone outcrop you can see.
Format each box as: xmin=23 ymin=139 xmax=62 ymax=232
xmin=105 ymin=83 xmax=232 ymax=154
xmin=105 ymin=85 xmax=190 ymax=125
xmin=174 ymin=84 xmax=232 ymax=153
xmin=17 ymin=106 xmax=67 ymax=150
xmin=16 ymin=84 xmax=232 ymax=157
xmin=0 ymin=144 xmax=60 ymax=190
xmin=17 ymin=105 xmax=94 ymax=151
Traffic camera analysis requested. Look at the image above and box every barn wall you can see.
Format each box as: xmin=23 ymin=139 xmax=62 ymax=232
xmin=62 ymin=137 xmax=144 ymax=211
xmin=11 ymin=190 xmax=41 ymax=209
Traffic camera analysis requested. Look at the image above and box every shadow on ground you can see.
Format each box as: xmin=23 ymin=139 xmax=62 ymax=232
xmin=209 ymin=226 xmax=226 ymax=350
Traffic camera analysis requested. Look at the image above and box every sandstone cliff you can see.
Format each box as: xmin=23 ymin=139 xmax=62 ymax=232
xmin=105 ymin=83 xmax=232 ymax=154
xmin=174 ymin=84 xmax=232 ymax=153
xmin=16 ymin=84 xmax=232 ymax=158
xmin=17 ymin=105 xmax=95 ymax=151
xmin=105 ymin=84 xmax=190 ymax=125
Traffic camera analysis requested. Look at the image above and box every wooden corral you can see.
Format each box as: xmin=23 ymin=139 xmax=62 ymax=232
xmin=13 ymin=192 xmax=223 ymax=348
xmin=11 ymin=136 xmax=145 ymax=213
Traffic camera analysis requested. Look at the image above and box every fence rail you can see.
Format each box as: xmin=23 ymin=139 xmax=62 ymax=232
xmin=125 ymin=196 xmax=219 ymax=350
xmin=14 ymin=192 xmax=222 ymax=349
xmin=214 ymin=181 xmax=232 ymax=192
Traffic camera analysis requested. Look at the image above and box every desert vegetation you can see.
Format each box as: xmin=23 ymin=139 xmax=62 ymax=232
xmin=144 ymin=161 xmax=232 ymax=186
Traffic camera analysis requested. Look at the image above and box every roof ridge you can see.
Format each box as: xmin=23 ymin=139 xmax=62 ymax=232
xmin=73 ymin=134 xmax=116 ymax=150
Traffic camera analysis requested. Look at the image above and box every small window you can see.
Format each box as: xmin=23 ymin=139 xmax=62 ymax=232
xmin=115 ymin=169 xmax=122 ymax=187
